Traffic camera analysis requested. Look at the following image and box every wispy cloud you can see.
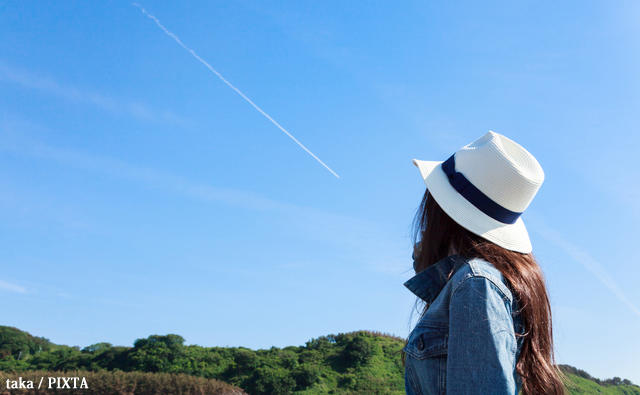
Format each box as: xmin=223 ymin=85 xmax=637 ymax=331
xmin=0 ymin=279 xmax=27 ymax=294
xmin=532 ymin=217 xmax=640 ymax=318
xmin=132 ymin=3 xmax=340 ymax=179
xmin=0 ymin=119 xmax=406 ymax=276
xmin=0 ymin=61 xmax=187 ymax=125
xmin=0 ymin=130 xmax=285 ymax=212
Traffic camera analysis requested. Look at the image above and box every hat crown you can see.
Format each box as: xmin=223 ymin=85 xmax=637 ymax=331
xmin=454 ymin=131 xmax=544 ymax=213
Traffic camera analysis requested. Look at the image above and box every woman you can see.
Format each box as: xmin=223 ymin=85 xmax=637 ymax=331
xmin=404 ymin=131 xmax=564 ymax=394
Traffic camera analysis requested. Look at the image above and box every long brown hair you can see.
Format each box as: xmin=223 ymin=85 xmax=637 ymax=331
xmin=412 ymin=190 xmax=565 ymax=395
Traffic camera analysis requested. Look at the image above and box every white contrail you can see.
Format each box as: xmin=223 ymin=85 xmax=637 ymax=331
xmin=132 ymin=3 xmax=340 ymax=179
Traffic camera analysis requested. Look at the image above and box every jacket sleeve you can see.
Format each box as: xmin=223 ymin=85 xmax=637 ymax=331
xmin=446 ymin=276 xmax=518 ymax=394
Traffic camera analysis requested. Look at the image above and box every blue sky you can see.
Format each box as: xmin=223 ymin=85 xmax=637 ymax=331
xmin=1 ymin=0 xmax=639 ymax=384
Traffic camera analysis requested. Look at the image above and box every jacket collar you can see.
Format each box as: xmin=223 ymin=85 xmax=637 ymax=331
xmin=404 ymin=254 xmax=466 ymax=304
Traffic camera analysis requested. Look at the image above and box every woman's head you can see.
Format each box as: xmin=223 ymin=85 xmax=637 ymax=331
xmin=412 ymin=190 xmax=565 ymax=395
xmin=412 ymin=131 xmax=544 ymax=254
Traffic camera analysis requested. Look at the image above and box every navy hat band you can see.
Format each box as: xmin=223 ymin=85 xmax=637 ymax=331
xmin=441 ymin=155 xmax=522 ymax=224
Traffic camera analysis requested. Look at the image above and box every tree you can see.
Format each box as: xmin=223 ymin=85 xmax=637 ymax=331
xmin=82 ymin=342 xmax=112 ymax=354
xmin=129 ymin=334 xmax=187 ymax=372
xmin=342 ymin=334 xmax=376 ymax=367
xmin=247 ymin=366 xmax=296 ymax=395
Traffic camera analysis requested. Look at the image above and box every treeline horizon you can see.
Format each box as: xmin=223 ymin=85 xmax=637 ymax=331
xmin=1 ymin=325 xmax=638 ymax=395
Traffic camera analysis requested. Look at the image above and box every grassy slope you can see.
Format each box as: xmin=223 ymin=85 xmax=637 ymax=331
xmin=563 ymin=374 xmax=640 ymax=395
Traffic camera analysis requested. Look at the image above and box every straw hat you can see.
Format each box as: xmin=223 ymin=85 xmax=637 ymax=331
xmin=412 ymin=131 xmax=544 ymax=253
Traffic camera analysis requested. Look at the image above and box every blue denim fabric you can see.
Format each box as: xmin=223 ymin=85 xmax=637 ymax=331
xmin=403 ymin=255 xmax=524 ymax=395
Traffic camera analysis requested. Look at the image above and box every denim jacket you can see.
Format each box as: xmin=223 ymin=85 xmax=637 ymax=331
xmin=403 ymin=255 xmax=524 ymax=395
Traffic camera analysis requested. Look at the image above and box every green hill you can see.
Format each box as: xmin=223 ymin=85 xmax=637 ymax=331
xmin=0 ymin=326 xmax=637 ymax=394
xmin=562 ymin=373 xmax=640 ymax=395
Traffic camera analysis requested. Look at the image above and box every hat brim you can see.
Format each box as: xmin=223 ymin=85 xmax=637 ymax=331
xmin=412 ymin=159 xmax=532 ymax=253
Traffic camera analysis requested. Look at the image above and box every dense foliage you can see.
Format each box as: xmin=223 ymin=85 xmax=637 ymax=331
xmin=0 ymin=326 xmax=52 ymax=360
xmin=1 ymin=327 xmax=404 ymax=394
xmin=1 ymin=326 xmax=638 ymax=394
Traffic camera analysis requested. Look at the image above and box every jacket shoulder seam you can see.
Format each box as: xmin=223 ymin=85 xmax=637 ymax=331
xmin=450 ymin=274 xmax=513 ymax=305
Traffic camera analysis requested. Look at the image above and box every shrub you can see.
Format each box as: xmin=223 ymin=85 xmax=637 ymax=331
xmin=0 ymin=370 xmax=246 ymax=395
